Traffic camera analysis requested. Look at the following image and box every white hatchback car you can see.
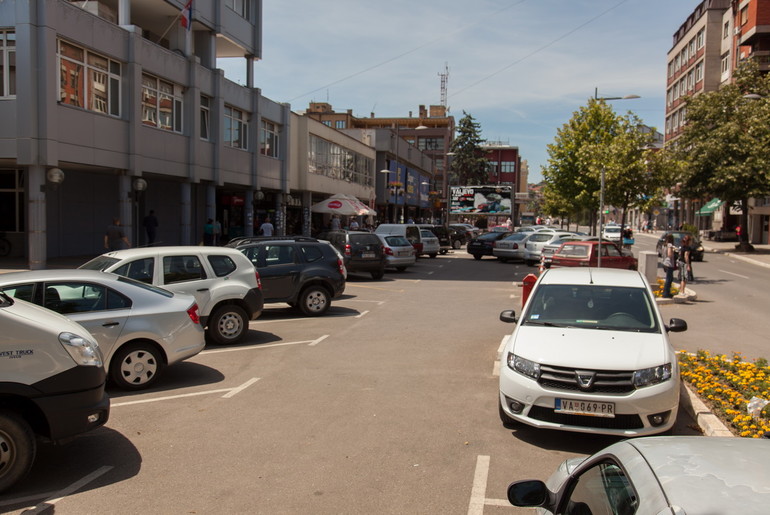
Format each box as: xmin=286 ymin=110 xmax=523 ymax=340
xmin=498 ymin=268 xmax=687 ymax=436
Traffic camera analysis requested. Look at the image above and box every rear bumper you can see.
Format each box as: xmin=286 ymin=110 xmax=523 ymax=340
xmin=243 ymin=288 xmax=264 ymax=319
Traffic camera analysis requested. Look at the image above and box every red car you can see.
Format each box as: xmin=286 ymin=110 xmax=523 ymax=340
xmin=550 ymin=241 xmax=637 ymax=270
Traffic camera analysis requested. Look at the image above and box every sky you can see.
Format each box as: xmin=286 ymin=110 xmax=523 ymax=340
xmin=218 ymin=0 xmax=701 ymax=184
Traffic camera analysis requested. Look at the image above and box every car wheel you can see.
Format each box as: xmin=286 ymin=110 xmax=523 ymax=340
xmin=207 ymin=304 xmax=248 ymax=344
xmin=110 ymin=342 xmax=164 ymax=390
xmin=440 ymin=249 xmax=448 ymax=255
xmin=0 ymin=411 xmax=36 ymax=494
xmin=429 ymin=253 xmax=437 ymax=258
xmin=473 ymin=254 xmax=482 ymax=260
xmin=497 ymin=257 xmax=508 ymax=263
xmin=453 ymin=240 xmax=461 ymax=249
xmin=298 ymin=286 xmax=330 ymax=316
xmin=395 ymin=266 xmax=407 ymax=272
xmin=498 ymin=400 xmax=517 ymax=429
xmin=371 ymin=269 xmax=385 ymax=280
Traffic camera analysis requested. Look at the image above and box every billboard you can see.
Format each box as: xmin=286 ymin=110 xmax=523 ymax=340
xmin=450 ymin=185 xmax=512 ymax=214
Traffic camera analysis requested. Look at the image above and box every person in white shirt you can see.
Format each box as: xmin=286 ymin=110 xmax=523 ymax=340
xmin=259 ymin=217 xmax=274 ymax=237
xmin=330 ymin=215 xmax=341 ymax=230
xmin=349 ymin=218 xmax=360 ymax=230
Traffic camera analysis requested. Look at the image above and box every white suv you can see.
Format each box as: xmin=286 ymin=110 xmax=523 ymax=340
xmin=81 ymin=246 xmax=263 ymax=344
xmin=498 ymin=267 xmax=687 ymax=436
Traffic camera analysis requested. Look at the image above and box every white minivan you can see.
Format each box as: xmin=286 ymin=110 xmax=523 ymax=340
xmin=374 ymin=224 xmax=424 ymax=256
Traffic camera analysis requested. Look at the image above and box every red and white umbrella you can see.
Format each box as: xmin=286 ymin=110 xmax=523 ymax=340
xmin=311 ymin=194 xmax=375 ymax=216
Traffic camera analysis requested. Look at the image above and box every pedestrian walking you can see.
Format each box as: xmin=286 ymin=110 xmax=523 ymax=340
xmin=143 ymin=210 xmax=158 ymax=246
xmin=104 ymin=218 xmax=130 ymax=251
xmin=677 ymin=234 xmax=691 ymax=295
xmin=258 ymin=217 xmax=274 ymax=237
xmin=661 ymin=234 xmax=677 ymax=298
xmin=330 ymin=215 xmax=341 ymax=231
xmin=203 ymin=218 xmax=218 ymax=245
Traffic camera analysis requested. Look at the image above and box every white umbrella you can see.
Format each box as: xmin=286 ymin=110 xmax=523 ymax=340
xmin=311 ymin=194 xmax=375 ymax=216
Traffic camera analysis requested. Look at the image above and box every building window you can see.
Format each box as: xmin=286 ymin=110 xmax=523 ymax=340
xmin=260 ymin=120 xmax=279 ymax=157
xmin=674 ymin=54 xmax=681 ymax=71
xmin=335 ymin=120 xmax=346 ymax=129
xmin=689 ymin=39 xmax=696 ymax=59
xmin=58 ymin=40 xmax=121 ymax=116
xmin=721 ymin=52 xmax=730 ymax=74
xmin=697 ymin=28 xmax=705 ymax=49
xmin=695 ymin=61 xmax=704 ymax=82
xmin=417 ymin=137 xmax=444 ymax=151
xmin=0 ymin=169 xmax=24 ymax=232
xmin=224 ymin=106 xmax=248 ymax=149
xmin=0 ymin=30 xmax=16 ymax=98
xmin=225 ymin=0 xmax=249 ymax=19
xmin=500 ymin=161 xmax=516 ymax=173
xmin=200 ymin=95 xmax=210 ymax=140
xmin=322 ymin=120 xmax=332 ymax=127
xmin=141 ymin=73 xmax=183 ymax=132
xmin=723 ymin=21 xmax=730 ymax=39
xmin=308 ymin=134 xmax=373 ymax=187
xmin=740 ymin=6 xmax=748 ymax=26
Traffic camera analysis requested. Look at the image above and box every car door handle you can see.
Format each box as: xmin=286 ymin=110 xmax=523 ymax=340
xmin=197 ymin=288 xmax=209 ymax=292
xmin=102 ymin=322 xmax=120 ymax=327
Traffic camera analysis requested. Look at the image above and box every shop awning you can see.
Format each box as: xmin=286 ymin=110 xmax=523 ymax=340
xmin=696 ymin=197 xmax=723 ymax=216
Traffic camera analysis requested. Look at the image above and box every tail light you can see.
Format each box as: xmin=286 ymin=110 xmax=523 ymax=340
xmin=384 ymin=247 xmax=394 ymax=256
xmin=344 ymin=244 xmax=352 ymax=257
xmin=187 ymin=303 xmax=201 ymax=325
xmin=337 ymin=258 xmax=347 ymax=278
xmin=255 ymin=270 xmax=262 ymax=290
xmin=513 ymin=243 xmax=519 ymax=249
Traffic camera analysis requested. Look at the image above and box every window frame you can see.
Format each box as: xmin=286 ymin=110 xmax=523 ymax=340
xmin=0 ymin=30 xmax=16 ymax=98
xmin=58 ymin=39 xmax=121 ymax=117
xmin=260 ymin=119 xmax=280 ymax=157
xmin=141 ymin=73 xmax=184 ymax=133
xmin=224 ymin=106 xmax=249 ymax=149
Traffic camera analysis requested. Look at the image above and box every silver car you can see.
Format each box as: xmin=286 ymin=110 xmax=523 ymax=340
xmin=492 ymin=232 xmax=530 ymax=262
xmin=419 ymin=229 xmax=440 ymax=258
xmin=523 ymin=231 xmax=576 ymax=266
xmin=507 ymin=436 xmax=770 ymax=514
xmin=0 ymin=269 xmax=205 ymax=390
xmin=376 ymin=234 xmax=416 ymax=272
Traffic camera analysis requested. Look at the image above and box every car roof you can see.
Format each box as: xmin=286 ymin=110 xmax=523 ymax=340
xmin=98 ymin=245 xmax=246 ymax=258
xmin=623 ymin=436 xmax=770 ymax=511
xmin=0 ymin=269 xmax=123 ymax=283
xmin=538 ymin=267 xmax=645 ymax=288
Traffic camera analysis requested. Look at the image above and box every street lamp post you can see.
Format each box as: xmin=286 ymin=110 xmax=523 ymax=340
xmin=594 ymin=89 xmax=639 ymax=268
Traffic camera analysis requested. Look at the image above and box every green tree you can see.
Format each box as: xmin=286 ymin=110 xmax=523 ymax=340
xmin=667 ymin=60 xmax=770 ymax=251
xmin=449 ymin=111 xmax=488 ymax=185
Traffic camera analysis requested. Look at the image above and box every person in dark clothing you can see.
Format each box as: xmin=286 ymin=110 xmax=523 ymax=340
xmin=143 ymin=210 xmax=159 ymax=246
xmin=104 ymin=218 xmax=130 ymax=251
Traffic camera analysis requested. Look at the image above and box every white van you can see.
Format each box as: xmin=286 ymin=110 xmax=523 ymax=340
xmin=0 ymin=293 xmax=110 ymax=493
xmin=374 ymin=224 xmax=424 ymax=256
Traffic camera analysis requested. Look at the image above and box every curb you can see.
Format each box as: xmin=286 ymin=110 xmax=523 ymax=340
xmin=679 ymin=382 xmax=734 ymax=437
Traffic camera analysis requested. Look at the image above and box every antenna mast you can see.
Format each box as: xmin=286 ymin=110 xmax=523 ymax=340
xmin=439 ymin=63 xmax=449 ymax=107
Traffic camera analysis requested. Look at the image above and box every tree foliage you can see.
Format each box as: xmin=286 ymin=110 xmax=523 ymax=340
xmin=449 ymin=111 xmax=488 ymax=185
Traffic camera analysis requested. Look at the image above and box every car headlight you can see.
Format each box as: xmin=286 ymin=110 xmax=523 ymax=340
xmin=508 ymin=353 xmax=541 ymax=380
xmin=59 ymin=332 xmax=103 ymax=367
xmin=633 ymin=363 xmax=672 ymax=387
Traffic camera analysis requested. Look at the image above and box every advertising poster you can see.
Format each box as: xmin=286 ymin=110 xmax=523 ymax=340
xmin=450 ymin=185 xmax=512 ymax=214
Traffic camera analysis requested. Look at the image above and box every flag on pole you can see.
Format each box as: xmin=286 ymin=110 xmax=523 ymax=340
xmin=180 ymin=0 xmax=193 ymax=31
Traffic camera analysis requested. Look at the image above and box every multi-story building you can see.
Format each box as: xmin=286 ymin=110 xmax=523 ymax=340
xmin=481 ymin=141 xmax=521 ymax=223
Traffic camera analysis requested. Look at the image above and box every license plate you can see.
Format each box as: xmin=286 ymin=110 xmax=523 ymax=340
xmin=555 ymin=399 xmax=615 ymax=418
xmin=398 ymin=251 xmax=410 ymax=256
xmin=362 ymin=252 xmax=375 ymax=258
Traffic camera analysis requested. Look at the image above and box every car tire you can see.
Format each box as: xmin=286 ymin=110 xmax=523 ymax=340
xmin=395 ymin=266 xmax=407 ymax=272
xmin=453 ymin=240 xmax=461 ymax=249
xmin=298 ymin=286 xmax=330 ymax=316
xmin=429 ymin=253 xmax=437 ymax=258
xmin=497 ymin=257 xmax=509 ymax=263
xmin=498 ymin=400 xmax=517 ymax=429
xmin=0 ymin=411 xmax=36 ymax=494
xmin=207 ymin=304 xmax=248 ymax=344
xmin=440 ymin=249 xmax=448 ymax=255
xmin=110 ymin=342 xmax=164 ymax=390
xmin=473 ymin=254 xmax=482 ymax=260
xmin=371 ymin=269 xmax=385 ymax=280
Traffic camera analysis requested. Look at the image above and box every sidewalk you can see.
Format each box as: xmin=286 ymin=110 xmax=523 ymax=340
xmin=634 ymin=230 xmax=770 ymax=269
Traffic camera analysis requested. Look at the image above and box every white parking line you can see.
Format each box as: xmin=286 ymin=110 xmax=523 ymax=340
xmin=13 ymin=466 xmax=113 ymax=514
xmin=251 ymin=312 xmax=361 ymax=324
xmin=355 ymin=310 xmax=370 ymax=318
xmin=309 ymin=334 xmax=329 ymax=346
xmin=719 ymin=269 xmax=750 ymax=279
xmin=468 ymin=455 xmax=490 ymax=515
xmin=201 ymin=339 xmax=319 ymax=355
xmin=112 ymin=378 xmax=260 ymax=407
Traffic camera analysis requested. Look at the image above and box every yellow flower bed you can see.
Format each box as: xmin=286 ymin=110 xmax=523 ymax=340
xmin=652 ymin=278 xmax=678 ymax=297
xmin=678 ymin=350 xmax=770 ymax=438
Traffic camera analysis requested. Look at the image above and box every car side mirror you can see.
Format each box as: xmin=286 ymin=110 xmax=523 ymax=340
xmin=499 ymin=310 xmax=517 ymax=323
xmin=666 ymin=318 xmax=688 ymax=333
xmin=507 ymin=480 xmax=549 ymax=507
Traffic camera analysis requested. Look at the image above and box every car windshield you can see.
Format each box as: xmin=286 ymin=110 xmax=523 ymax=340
xmin=79 ymin=256 xmax=120 ymax=271
xmin=523 ymin=284 xmax=658 ymax=332
xmin=478 ymin=232 xmax=503 ymax=241
xmin=604 ymin=227 xmax=621 ymax=234
xmin=503 ymin=234 xmax=528 ymax=241
xmin=350 ymin=234 xmax=380 ymax=245
xmin=385 ymin=235 xmax=410 ymax=246
xmin=420 ymin=230 xmax=436 ymax=239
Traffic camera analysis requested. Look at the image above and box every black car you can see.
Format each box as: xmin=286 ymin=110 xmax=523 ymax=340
xmin=417 ymin=224 xmax=458 ymax=254
xmin=318 ymin=230 xmax=386 ymax=280
xmin=655 ymin=231 xmax=705 ymax=262
xmin=229 ymin=236 xmax=346 ymax=316
xmin=467 ymin=231 xmax=512 ymax=260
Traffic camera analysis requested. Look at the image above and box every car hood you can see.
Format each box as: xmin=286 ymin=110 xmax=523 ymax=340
xmin=510 ymin=325 xmax=670 ymax=369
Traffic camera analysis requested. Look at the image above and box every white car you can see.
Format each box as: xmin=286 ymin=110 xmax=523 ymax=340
xmin=498 ymin=267 xmax=687 ymax=436
xmin=80 ymin=246 xmax=263 ymax=344
xmin=0 ymin=269 xmax=205 ymax=390
xmin=601 ymin=224 xmax=622 ymax=242
xmin=419 ymin=229 xmax=440 ymax=258
xmin=522 ymin=230 xmax=576 ymax=266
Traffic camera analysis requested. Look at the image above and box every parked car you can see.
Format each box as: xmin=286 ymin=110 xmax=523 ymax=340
xmin=376 ymin=234 xmax=416 ymax=272
xmin=550 ymin=240 xmax=638 ymax=270
xmin=318 ymin=230 xmax=386 ymax=280
xmin=417 ymin=224 xmax=453 ymax=254
xmin=498 ymin=267 xmax=687 ymax=436
xmin=507 ymin=436 xmax=770 ymax=514
xmin=0 ymin=269 xmax=205 ymax=390
xmin=601 ymin=224 xmax=622 ymax=242
xmin=539 ymin=235 xmax=586 ymax=268
xmin=228 ymin=236 xmax=346 ymax=316
xmin=467 ymin=231 xmax=512 ymax=260
xmin=492 ymin=233 xmax=531 ymax=263
xmin=522 ymin=230 xmax=576 ymax=266
xmin=447 ymin=226 xmax=468 ymax=249
xmin=448 ymin=224 xmax=474 ymax=245
xmin=418 ymin=229 xmax=440 ymax=258
xmin=655 ymin=230 xmax=705 ymax=261
xmin=374 ymin=224 xmax=424 ymax=256
xmin=450 ymin=223 xmax=480 ymax=238
xmin=0 ymin=292 xmax=110 ymax=493
xmin=79 ymin=246 xmax=263 ymax=345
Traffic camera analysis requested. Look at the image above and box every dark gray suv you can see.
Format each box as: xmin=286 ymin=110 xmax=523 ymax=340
xmin=229 ymin=237 xmax=346 ymax=316
xmin=318 ymin=230 xmax=386 ymax=280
